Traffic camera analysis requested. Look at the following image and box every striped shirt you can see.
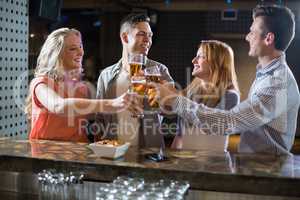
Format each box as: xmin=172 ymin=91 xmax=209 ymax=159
xmin=173 ymin=54 xmax=300 ymax=155
xmin=178 ymin=90 xmax=240 ymax=152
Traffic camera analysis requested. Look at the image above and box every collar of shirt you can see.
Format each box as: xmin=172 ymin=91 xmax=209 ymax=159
xmin=255 ymin=53 xmax=286 ymax=78
xmin=111 ymin=57 xmax=154 ymax=79
xmin=111 ymin=59 xmax=123 ymax=79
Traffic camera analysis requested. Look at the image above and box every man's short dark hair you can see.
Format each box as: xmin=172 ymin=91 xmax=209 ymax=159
xmin=253 ymin=4 xmax=295 ymax=51
xmin=120 ymin=13 xmax=150 ymax=34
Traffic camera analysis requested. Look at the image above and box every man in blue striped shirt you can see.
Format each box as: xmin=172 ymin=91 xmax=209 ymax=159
xmin=155 ymin=5 xmax=300 ymax=155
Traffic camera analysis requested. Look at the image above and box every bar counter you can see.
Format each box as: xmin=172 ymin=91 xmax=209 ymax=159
xmin=0 ymin=138 xmax=299 ymax=197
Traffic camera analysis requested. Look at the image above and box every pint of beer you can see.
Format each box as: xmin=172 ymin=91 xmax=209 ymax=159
xmin=128 ymin=54 xmax=145 ymax=77
xmin=130 ymin=63 xmax=142 ymax=77
xmin=131 ymin=76 xmax=146 ymax=95
xmin=128 ymin=54 xmax=146 ymax=118
xmin=144 ymin=66 xmax=161 ymax=109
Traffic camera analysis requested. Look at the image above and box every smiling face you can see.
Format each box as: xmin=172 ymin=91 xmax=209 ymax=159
xmin=126 ymin=22 xmax=153 ymax=55
xmin=61 ymin=32 xmax=84 ymax=71
xmin=245 ymin=17 xmax=268 ymax=58
xmin=191 ymin=46 xmax=211 ymax=79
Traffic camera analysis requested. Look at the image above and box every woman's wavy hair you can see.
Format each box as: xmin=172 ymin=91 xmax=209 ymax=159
xmin=24 ymin=28 xmax=81 ymax=118
xmin=183 ymin=40 xmax=240 ymax=107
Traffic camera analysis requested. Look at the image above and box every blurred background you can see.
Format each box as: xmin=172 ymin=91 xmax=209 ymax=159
xmin=1 ymin=0 xmax=300 ymax=149
xmin=28 ymin=0 xmax=300 ymax=100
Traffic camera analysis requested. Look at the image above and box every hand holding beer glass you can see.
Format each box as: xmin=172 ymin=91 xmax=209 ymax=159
xmin=128 ymin=53 xmax=146 ymax=117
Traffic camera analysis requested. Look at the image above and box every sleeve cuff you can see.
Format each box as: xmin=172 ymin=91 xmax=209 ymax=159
xmin=172 ymin=95 xmax=197 ymax=115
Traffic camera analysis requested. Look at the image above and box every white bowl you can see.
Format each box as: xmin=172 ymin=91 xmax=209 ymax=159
xmin=88 ymin=142 xmax=130 ymax=159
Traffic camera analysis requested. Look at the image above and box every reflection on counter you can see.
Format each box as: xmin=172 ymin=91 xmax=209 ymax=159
xmin=0 ymin=139 xmax=300 ymax=197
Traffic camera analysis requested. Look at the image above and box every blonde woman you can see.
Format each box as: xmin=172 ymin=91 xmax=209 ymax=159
xmin=25 ymin=28 xmax=137 ymax=142
xmin=172 ymin=40 xmax=240 ymax=151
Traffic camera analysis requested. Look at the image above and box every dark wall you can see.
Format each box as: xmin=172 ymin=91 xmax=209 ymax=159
xmin=287 ymin=39 xmax=300 ymax=136
xmin=99 ymin=10 xmax=252 ymax=87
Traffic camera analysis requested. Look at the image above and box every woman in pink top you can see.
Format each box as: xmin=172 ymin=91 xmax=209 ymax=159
xmin=25 ymin=28 xmax=138 ymax=142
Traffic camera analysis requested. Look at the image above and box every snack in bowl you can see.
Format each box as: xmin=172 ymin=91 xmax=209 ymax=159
xmin=88 ymin=140 xmax=130 ymax=159
xmin=95 ymin=139 xmax=123 ymax=147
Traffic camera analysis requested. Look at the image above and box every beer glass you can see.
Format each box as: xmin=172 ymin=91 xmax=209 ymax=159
xmin=131 ymin=76 xmax=146 ymax=96
xmin=128 ymin=53 xmax=146 ymax=117
xmin=144 ymin=65 xmax=161 ymax=112
xmin=128 ymin=53 xmax=146 ymax=78
xmin=144 ymin=66 xmax=169 ymax=162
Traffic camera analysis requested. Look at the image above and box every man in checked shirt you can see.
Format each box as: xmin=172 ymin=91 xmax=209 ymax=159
xmin=153 ymin=5 xmax=300 ymax=155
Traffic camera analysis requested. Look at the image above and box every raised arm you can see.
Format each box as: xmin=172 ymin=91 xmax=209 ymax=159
xmin=173 ymin=75 xmax=289 ymax=135
xmin=34 ymin=83 xmax=133 ymax=116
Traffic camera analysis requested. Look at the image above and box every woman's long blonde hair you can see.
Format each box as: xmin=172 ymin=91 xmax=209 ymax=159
xmin=24 ymin=28 xmax=81 ymax=118
xmin=183 ymin=40 xmax=239 ymax=107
